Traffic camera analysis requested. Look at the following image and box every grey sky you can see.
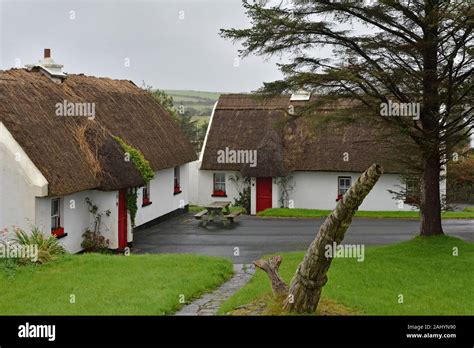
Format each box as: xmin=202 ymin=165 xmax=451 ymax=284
xmin=0 ymin=0 xmax=285 ymax=92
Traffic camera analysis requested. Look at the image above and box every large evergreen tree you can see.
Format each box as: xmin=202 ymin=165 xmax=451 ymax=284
xmin=221 ymin=0 xmax=473 ymax=236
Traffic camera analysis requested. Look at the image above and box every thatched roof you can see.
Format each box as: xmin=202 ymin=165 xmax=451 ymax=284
xmin=0 ymin=68 xmax=197 ymax=196
xmin=201 ymin=94 xmax=398 ymax=176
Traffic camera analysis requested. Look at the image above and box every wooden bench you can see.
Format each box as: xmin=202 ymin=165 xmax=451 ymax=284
xmin=224 ymin=211 xmax=241 ymax=223
xmin=194 ymin=209 xmax=208 ymax=220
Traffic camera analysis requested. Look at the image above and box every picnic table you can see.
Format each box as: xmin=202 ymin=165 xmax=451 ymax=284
xmin=194 ymin=201 xmax=240 ymax=226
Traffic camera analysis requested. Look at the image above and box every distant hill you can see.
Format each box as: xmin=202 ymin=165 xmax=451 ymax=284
xmin=164 ymin=90 xmax=221 ymax=121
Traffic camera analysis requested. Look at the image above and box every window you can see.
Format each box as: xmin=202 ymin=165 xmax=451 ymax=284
xmin=337 ymin=176 xmax=351 ymax=199
xmin=174 ymin=166 xmax=181 ymax=194
xmin=142 ymin=182 xmax=151 ymax=206
xmin=51 ymin=198 xmax=65 ymax=237
xmin=405 ymin=178 xmax=421 ymax=204
xmin=213 ymin=173 xmax=226 ymax=196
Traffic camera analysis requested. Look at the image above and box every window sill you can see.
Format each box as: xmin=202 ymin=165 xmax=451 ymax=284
xmin=54 ymin=233 xmax=68 ymax=240
xmin=212 ymin=194 xmax=228 ymax=198
xmin=142 ymin=201 xmax=153 ymax=207
xmin=173 ymin=190 xmax=182 ymax=196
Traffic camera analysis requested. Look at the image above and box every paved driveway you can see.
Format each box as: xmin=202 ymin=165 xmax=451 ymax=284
xmin=133 ymin=214 xmax=474 ymax=263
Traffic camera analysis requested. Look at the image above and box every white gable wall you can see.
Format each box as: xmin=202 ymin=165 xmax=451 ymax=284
xmin=0 ymin=122 xmax=48 ymax=233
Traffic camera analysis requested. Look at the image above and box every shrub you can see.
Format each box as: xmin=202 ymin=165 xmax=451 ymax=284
xmin=81 ymin=229 xmax=110 ymax=253
xmin=12 ymin=227 xmax=66 ymax=264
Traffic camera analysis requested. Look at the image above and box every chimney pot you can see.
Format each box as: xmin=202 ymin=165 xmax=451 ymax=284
xmin=44 ymin=48 xmax=51 ymax=59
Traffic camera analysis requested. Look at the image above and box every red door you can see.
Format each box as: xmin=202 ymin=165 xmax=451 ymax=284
xmin=256 ymin=177 xmax=272 ymax=213
xmin=118 ymin=189 xmax=128 ymax=250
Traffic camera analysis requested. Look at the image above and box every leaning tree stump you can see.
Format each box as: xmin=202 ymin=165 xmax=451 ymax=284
xmin=253 ymin=163 xmax=383 ymax=313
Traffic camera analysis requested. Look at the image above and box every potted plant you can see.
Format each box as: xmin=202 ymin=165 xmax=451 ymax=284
xmin=51 ymin=227 xmax=65 ymax=237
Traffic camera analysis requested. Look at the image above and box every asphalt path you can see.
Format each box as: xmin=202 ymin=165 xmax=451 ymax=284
xmin=133 ymin=214 xmax=474 ymax=263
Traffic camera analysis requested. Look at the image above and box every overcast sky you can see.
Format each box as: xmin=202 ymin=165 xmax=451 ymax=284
xmin=0 ymin=0 xmax=287 ymax=92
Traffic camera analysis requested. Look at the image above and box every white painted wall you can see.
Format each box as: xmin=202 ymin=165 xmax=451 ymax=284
xmin=188 ymin=160 xmax=200 ymax=205
xmin=18 ymin=163 xmax=192 ymax=254
xmin=134 ymin=163 xmax=190 ymax=227
xmin=35 ymin=190 xmax=119 ymax=253
xmin=193 ymin=169 xmax=241 ymax=207
xmin=194 ymin=168 xmax=420 ymax=213
xmin=250 ymin=177 xmax=257 ymax=215
xmin=287 ymin=171 xmax=416 ymax=211
xmin=0 ymin=122 xmax=47 ymax=233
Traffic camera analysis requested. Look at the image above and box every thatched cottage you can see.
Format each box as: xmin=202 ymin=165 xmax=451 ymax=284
xmin=191 ymin=93 xmax=445 ymax=214
xmin=0 ymin=50 xmax=196 ymax=253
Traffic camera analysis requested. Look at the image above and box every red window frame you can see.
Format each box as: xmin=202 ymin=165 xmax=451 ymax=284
xmin=174 ymin=166 xmax=182 ymax=194
xmin=142 ymin=182 xmax=152 ymax=206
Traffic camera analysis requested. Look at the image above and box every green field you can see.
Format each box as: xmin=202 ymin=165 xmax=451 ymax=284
xmin=218 ymin=236 xmax=474 ymax=315
xmin=0 ymin=253 xmax=233 ymax=315
xmin=164 ymin=89 xmax=221 ymax=115
xmin=258 ymin=208 xmax=474 ymax=219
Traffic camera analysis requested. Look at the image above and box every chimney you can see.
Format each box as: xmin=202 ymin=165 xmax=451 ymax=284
xmin=25 ymin=48 xmax=66 ymax=83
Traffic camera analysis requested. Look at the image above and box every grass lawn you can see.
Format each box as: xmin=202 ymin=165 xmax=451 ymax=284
xmin=258 ymin=208 xmax=474 ymax=219
xmin=0 ymin=253 xmax=233 ymax=315
xmin=189 ymin=205 xmax=246 ymax=214
xmin=218 ymin=235 xmax=474 ymax=315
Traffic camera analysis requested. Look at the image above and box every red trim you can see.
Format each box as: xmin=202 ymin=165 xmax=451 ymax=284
xmin=174 ymin=185 xmax=181 ymax=194
xmin=212 ymin=190 xmax=227 ymax=196
xmin=336 ymin=194 xmax=344 ymax=202
xmin=142 ymin=197 xmax=151 ymax=206
xmin=51 ymin=227 xmax=65 ymax=237
xmin=118 ymin=189 xmax=128 ymax=250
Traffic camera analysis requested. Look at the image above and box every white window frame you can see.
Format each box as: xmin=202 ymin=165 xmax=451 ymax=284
xmin=213 ymin=173 xmax=226 ymax=192
xmin=51 ymin=198 xmax=61 ymax=230
xmin=338 ymin=176 xmax=351 ymax=196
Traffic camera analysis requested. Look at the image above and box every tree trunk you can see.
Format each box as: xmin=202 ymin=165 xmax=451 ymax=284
xmin=282 ymin=163 xmax=383 ymax=313
xmin=254 ymin=256 xmax=289 ymax=298
xmin=419 ymin=1 xmax=443 ymax=237
xmin=420 ymin=150 xmax=444 ymax=236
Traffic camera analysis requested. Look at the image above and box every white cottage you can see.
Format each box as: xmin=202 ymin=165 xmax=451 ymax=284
xmin=191 ymin=93 xmax=445 ymax=214
xmin=0 ymin=50 xmax=197 ymax=253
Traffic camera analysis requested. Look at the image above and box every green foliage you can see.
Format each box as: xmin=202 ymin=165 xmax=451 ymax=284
xmin=82 ymin=197 xmax=112 ymax=251
xmin=12 ymin=227 xmax=66 ymax=264
xmin=81 ymin=229 xmax=110 ymax=253
xmin=276 ymin=176 xmax=295 ymax=208
xmin=228 ymin=173 xmax=251 ymax=214
xmin=447 ymin=150 xmax=474 ymax=204
xmin=113 ymin=136 xmax=155 ymax=182
xmin=257 ymin=208 xmax=474 ymax=219
xmin=150 ymin=89 xmax=209 ymax=153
